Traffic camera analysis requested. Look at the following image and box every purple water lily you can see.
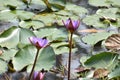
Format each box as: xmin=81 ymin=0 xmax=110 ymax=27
xmin=34 ymin=71 xmax=45 ymax=80
xmin=29 ymin=37 xmax=49 ymax=49
xmin=62 ymin=18 xmax=80 ymax=33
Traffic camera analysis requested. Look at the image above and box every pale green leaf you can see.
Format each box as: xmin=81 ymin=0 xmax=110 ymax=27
xmin=82 ymin=32 xmax=115 ymax=45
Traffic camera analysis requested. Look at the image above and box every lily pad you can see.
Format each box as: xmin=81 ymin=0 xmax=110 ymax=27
xmin=108 ymin=67 xmax=120 ymax=79
xmin=82 ymin=32 xmax=115 ymax=45
xmin=12 ymin=45 xmax=36 ymax=71
xmin=27 ymin=46 xmax=56 ymax=72
xmin=0 ymin=60 xmax=8 ymax=74
xmin=34 ymin=27 xmax=67 ymax=41
xmin=0 ymin=10 xmax=35 ymax=22
xmin=33 ymin=13 xmax=56 ymax=26
xmin=42 ymin=0 xmax=65 ymax=11
xmin=84 ymin=52 xmax=118 ymax=70
xmin=0 ymin=0 xmax=24 ymax=9
xmin=96 ymin=8 xmax=118 ymax=19
xmin=19 ymin=20 xmax=44 ymax=29
xmin=0 ymin=26 xmax=35 ymax=49
xmin=13 ymin=45 xmax=56 ymax=71
xmin=88 ymin=0 xmax=111 ymax=7
xmin=82 ymin=14 xmax=107 ymax=28
xmin=65 ymin=3 xmax=88 ymax=16
xmin=0 ymin=49 xmax=17 ymax=61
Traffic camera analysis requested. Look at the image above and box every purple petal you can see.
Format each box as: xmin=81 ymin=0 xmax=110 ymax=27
xmin=29 ymin=37 xmax=49 ymax=49
xmin=38 ymin=39 xmax=49 ymax=48
xmin=34 ymin=71 xmax=39 ymax=80
xmin=72 ymin=20 xmax=80 ymax=30
xmin=62 ymin=19 xmax=70 ymax=29
xmin=29 ymin=37 xmax=38 ymax=45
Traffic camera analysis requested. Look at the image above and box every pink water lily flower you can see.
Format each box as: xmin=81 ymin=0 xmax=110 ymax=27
xmin=62 ymin=18 xmax=80 ymax=33
xmin=34 ymin=71 xmax=45 ymax=80
xmin=29 ymin=37 xmax=49 ymax=49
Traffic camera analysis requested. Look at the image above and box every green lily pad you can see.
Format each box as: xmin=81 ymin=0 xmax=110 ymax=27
xmin=27 ymin=46 xmax=56 ymax=72
xmin=0 ymin=49 xmax=17 ymax=61
xmin=110 ymin=0 xmax=120 ymax=7
xmin=0 ymin=26 xmax=35 ymax=49
xmin=51 ymin=42 xmax=77 ymax=55
xmin=82 ymin=32 xmax=115 ymax=45
xmin=88 ymin=0 xmax=120 ymax=7
xmin=13 ymin=45 xmax=55 ymax=71
xmin=84 ymin=52 xmax=118 ymax=70
xmin=96 ymin=8 xmax=118 ymax=19
xmin=19 ymin=20 xmax=44 ymax=30
xmin=12 ymin=45 xmax=36 ymax=71
xmin=0 ymin=10 xmax=35 ymax=22
xmin=0 ymin=60 xmax=8 ymax=74
xmin=34 ymin=27 xmax=67 ymax=41
xmin=42 ymin=0 xmax=65 ymax=11
xmin=0 ymin=26 xmax=19 ymax=48
xmin=82 ymin=14 xmax=107 ymax=28
xmin=0 ymin=10 xmax=17 ymax=21
xmin=88 ymin=0 xmax=111 ymax=7
xmin=65 ymin=3 xmax=88 ymax=16
xmin=108 ymin=66 xmax=120 ymax=79
xmin=33 ymin=13 xmax=56 ymax=26
xmin=0 ymin=0 xmax=24 ymax=9
xmin=83 ymin=8 xmax=120 ymax=28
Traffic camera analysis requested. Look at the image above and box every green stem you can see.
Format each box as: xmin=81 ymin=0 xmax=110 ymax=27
xmin=68 ymin=32 xmax=73 ymax=80
xmin=29 ymin=48 xmax=40 ymax=80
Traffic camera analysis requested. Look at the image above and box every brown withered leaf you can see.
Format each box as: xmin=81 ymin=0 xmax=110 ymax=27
xmin=105 ymin=34 xmax=120 ymax=52
xmin=79 ymin=29 xmax=104 ymax=33
xmin=93 ymin=68 xmax=109 ymax=78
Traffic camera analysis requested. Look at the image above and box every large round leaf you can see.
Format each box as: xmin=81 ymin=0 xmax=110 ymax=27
xmin=0 ymin=10 xmax=35 ymax=22
xmin=108 ymin=66 xmax=120 ymax=79
xmin=34 ymin=28 xmax=67 ymax=41
xmin=0 ymin=26 xmax=35 ymax=49
xmin=27 ymin=46 xmax=56 ymax=72
xmin=0 ymin=60 xmax=8 ymax=74
xmin=19 ymin=20 xmax=44 ymax=29
xmin=12 ymin=45 xmax=36 ymax=71
xmin=88 ymin=0 xmax=111 ymax=7
xmin=96 ymin=8 xmax=118 ymax=19
xmin=0 ymin=49 xmax=17 ymax=61
xmin=42 ymin=0 xmax=65 ymax=11
xmin=82 ymin=32 xmax=115 ymax=45
xmin=65 ymin=3 xmax=88 ymax=16
xmin=13 ymin=45 xmax=56 ymax=71
xmin=82 ymin=14 xmax=107 ymax=28
xmin=0 ymin=26 xmax=19 ymax=48
xmin=33 ymin=13 xmax=56 ymax=26
xmin=84 ymin=52 xmax=118 ymax=70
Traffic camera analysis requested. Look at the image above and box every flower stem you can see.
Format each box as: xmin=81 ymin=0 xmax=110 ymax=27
xmin=29 ymin=48 xmax=40 ymax=80
xmin=68 ymin=32 xmax=73 ymax=80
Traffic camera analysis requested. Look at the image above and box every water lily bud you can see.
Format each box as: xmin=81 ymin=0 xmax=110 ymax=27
xmin=62 ymin=18 xmax=80 ymax=33
xmin=34 ymin=71 xmax=45 ymax=80
xmin=29 ymin=37 xmax=49 ymax=49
